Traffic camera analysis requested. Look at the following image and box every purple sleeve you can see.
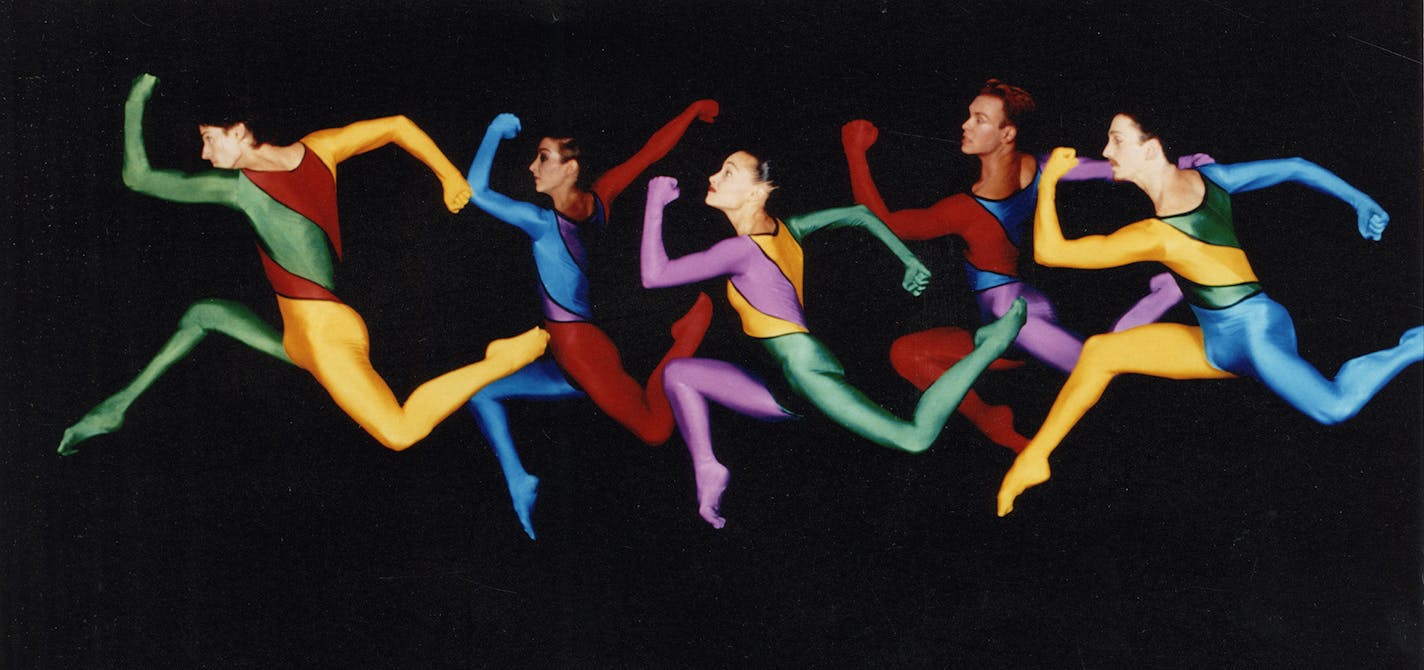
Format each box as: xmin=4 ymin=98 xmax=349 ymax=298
xmin=641 ymin=193 xmax=754 ymax=288
xmin=1058 ymin=156 xmax=1113 ymax=182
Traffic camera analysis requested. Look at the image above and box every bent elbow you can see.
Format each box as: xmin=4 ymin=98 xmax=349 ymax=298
xmin=121 ymin=169 xmax=149 ymax=193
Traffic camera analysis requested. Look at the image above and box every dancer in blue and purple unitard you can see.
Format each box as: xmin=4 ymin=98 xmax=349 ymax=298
xmin=463 ymin=103 xmax=717 ymax=539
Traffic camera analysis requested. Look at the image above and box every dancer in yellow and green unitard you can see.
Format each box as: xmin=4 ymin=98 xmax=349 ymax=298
xmin=997 ymin=111 xmax=1423 ymax=516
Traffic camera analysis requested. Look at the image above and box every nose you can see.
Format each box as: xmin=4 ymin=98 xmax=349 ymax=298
xmin=1101 ymin=142 xmax=1112 ymax=159
xmin=961 ymin=116 xmax=972 ymax=131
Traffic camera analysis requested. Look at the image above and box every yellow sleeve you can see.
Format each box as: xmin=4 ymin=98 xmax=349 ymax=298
xmin=1035 ymin=218 xmax=1170 ymax=270
xmin=300 ymin=115 xmax=463 ymax=183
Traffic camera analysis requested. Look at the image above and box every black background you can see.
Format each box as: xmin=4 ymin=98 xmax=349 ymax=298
xmin=4 ymin=1 xmax=1421 ymax=667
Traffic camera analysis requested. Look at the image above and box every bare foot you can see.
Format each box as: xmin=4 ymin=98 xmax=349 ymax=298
xmin=694 ymin=460 xmax=730 ymax=529
xmin=997 ymin=451 xmax=1051 ymax=516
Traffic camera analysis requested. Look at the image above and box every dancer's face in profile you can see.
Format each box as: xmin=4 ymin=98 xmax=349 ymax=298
xmin=960 ymin=94 xmax=1013 ymax=156
xmin=198 ymin=123 xmax=251 ymax=169
xmin=529 ymin=137 xmax=579 ymax=194
xmin=705 ymin=151 xmax=766 ymax=211
xmin=1102 ymin=114 xmax=1153 ymax=181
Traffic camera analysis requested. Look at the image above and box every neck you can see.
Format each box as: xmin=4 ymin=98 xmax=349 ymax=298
xmin=724 ymin=204 xmax=776 ymax=236
xmin=236 ymin=142 xmax=304 ymax=171
xmin=1131 ymin=161 xmax=1182 ymax=212
xmin=547 ymin=184 xmax=593 ymax=218
xmin=973 ymin=145 xmax=1025 ymax=196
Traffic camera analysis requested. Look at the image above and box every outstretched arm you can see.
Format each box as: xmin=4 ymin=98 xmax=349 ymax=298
xmin=121 ymin=74 xmax=239 ymax=207
xmin=784 ymin=205 xmax=931 ymax=296
xmin=592 ymin=99 xmax=719 ymax=208
xmin=1034 ymin=147 xmax=1166 ymax=270
xmin=1056 ymin=152 xmax=1215 ymax=182
xmin=301 ymin=115 xmax=471 ymax=213
xmin=1198 ymin=159 xmax=1389 ymax=240
xmin=464 ymin=114 xmax=552 ymax=237
xmin=641 ymin=176 xmax=752 ymax=288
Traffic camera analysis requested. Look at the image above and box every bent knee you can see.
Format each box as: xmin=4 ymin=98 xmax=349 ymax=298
xmin=368 ymin=425 xmax=426 ymax=452
xmin=662 ymin=358 xmax=696 ymax=392
xmin=179 ymin=298 xmax=244 ymax=330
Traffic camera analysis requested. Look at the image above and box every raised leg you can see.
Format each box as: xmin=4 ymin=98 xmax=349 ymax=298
xmin=663 ymin=357 xmax=795 ymax=529
xmin=280 ymin=297 xmax=549 ymax=452
xmin=889 ymin=327 xmax=1029 ymax=451
xmin=549 ymin=293 xmax=713 ymax=446
xmin=997 ymin=323 xmax=1234 ymax=516
xmin=1226 ymin=302 xmax=1424 ymax=424
xmin=780 ymin=298 xmax=1027 ymax=454
xmin=59 ymin=299 xmax=291 ymax=455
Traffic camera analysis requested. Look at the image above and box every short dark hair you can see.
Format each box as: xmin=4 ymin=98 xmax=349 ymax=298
xmin=1114 ymin=108 xmax=1176 ymax=161
xmin=978 ymin=78 xmax=1037 ymax=130
xmin=546 ymin=135 xmax=601 ymax=190
xmin=192 ymin=86 xmax=268 ymax=145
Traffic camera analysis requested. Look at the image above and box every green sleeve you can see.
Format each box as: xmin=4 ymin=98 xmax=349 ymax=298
xmin=121 ymin=75 xmax=239 ymax=207
xmin=785 ymin=205 xmax=920 ymax=267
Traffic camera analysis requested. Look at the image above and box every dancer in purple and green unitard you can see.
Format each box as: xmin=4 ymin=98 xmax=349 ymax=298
xmin=641 ymin=152 xmax=1027 ymax=529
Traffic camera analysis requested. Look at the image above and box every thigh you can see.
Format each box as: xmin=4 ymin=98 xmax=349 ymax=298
xmin=547 ymin=321 xmax=641 ymax=399
xmin=1087 ymin=323 xmax=1236 ymax=381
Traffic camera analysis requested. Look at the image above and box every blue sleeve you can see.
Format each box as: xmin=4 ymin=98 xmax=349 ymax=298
xmin=1199 ymin=159 xmax=1389 ymax=240
xmin=466 ymin=118 xmax=552 ymax=238
xmin=1198 ymin=159 xmax=1366 ymax=207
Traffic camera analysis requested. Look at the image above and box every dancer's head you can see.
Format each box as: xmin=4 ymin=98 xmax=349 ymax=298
xmin=529 ymin=134 xmax=600 ymax=195
xmin=1101 ymin=111 xmax=1172 ymax=182
xmin=705 ymin=150 xmax=776 ymax=215
xmin=961 ymin=78 xmax=1035 ymax=156
xmin=196 ymin=122 xmax=257 ymax=169
xmin=191 ymin=84 xmax=270 ymax=169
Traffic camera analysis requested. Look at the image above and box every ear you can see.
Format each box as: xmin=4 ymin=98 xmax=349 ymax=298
xmin=1000 ymin=123 xmax=1018 ymax=145
xmin=748 ymin=182 xmax=772 ymax=206
xmin=561 ymin=158 xmax=580 ymax=180
xmin=227 ymin=122 xmax=255 ymax=146
xmin=1143 ymin=137 xmax=1164 ymax=162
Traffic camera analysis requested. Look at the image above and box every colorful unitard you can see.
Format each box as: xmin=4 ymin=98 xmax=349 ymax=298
xmin=58 ymin=74 xmax=547 ymax=456
xmin=842 ymin=121 xmax=1206 ymax=450
xmin=463 ymin=106 xmax=717 ymax=539
xmin=641 ymin=176 xmax=1027 ymax=529
xmin=996 ymin=149 xmax=1424 ymax=515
